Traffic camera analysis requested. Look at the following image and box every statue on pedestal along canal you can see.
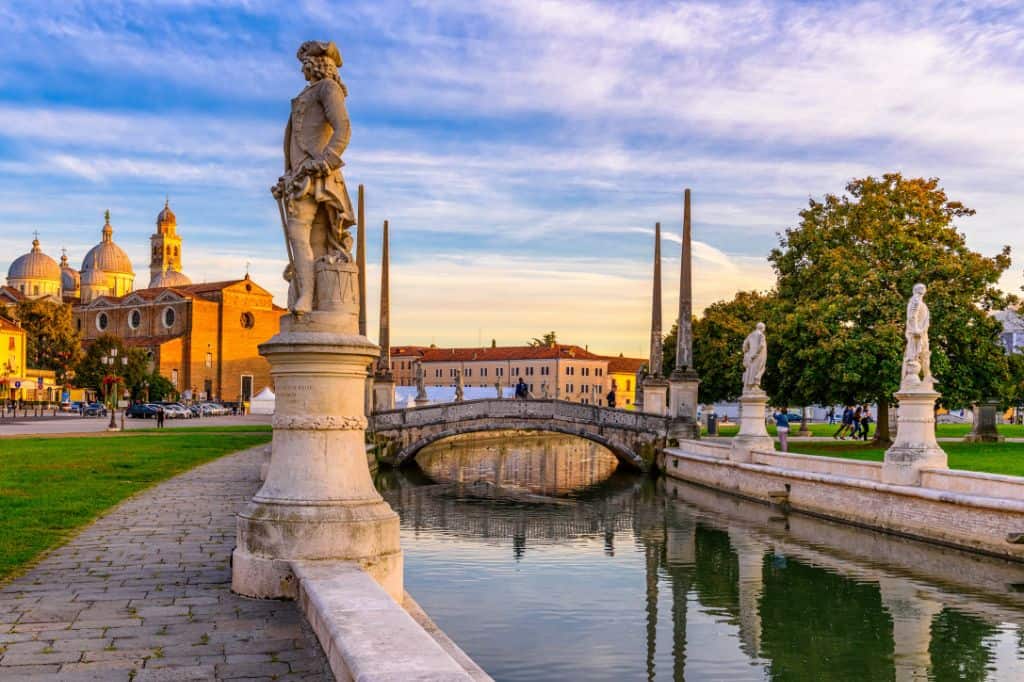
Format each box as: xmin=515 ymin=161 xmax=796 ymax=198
xmin=741 ymin=322 xmax=767 ymax=395
xmin=233 ymin=40 xmax=402 ymax=602
xmin=272 ymin=40 xmax=356 ymax=316
xmin=902 ymin=282 xmax=933 ymax=390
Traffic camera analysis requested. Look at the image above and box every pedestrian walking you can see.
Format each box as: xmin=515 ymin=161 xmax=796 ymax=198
xmin=606 ymin=388 xmax=617 ymax=409
xmin=773 ymin=408 xmax=791 ymax=451
xmin=850 ymin=405 xmax=863 ymax=439
xmin=156 ymin=406 xmax=165 ymax=429
xmin=515 ymin=378 xmax=528 ymax=400
xmin=860 ymin=404 xmax=872 ymax=441
xmin=827 ymin=407 xmax=836 ymax=425
xmin=833 ymin=405 xmax=854 ymax=439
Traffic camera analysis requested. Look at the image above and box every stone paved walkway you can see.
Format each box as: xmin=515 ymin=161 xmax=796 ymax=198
xmin=0 ymin=446 xmax=332 ymax=681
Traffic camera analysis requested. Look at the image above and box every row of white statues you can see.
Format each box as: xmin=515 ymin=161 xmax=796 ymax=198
xmin=740 ymin=283 xmax=931 ymax=395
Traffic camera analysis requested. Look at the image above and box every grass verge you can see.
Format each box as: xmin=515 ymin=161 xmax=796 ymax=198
xmin=703 ymin=423 xmax=1024 ymax=439
xmin=126 ymin=424 xmax=272 ymax=433
xmin=785 ymin=441 xmax=1024 ymax=477
xmin=0 ymin=431 xmax=270 ymax=582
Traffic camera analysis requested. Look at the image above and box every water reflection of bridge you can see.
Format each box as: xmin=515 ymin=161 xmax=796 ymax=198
xmin=383 ymin=464 xmax=1024 ymax=679
xmin=381 ymin=478 xmax=640 ymax=544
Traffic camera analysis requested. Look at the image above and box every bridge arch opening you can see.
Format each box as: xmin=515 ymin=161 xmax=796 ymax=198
xmin=393 ymin=425 xmax=646 ymax=471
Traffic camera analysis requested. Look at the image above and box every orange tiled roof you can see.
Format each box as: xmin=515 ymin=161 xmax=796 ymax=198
xmin=0 ymin=285 xmax=26 ymax=302
xmin=391 ymin=346 xmax=429 ymax=357
xmin=604 ymin=355 xmax=647 ymax=374
xmin=419 ymin=344 xmax=604 ymax=363
xmin=0 ymin=316 xmax=24 ymax=333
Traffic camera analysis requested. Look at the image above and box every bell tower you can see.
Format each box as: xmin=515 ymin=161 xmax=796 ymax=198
xmin=149 ymin=199 xmax=183 ymax=285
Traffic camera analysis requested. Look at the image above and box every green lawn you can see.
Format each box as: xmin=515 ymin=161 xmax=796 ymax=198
xmin=703 ymin=422 xmax=1024 ymax=438
xmin=0 ymin=431 xmax=270 ymax=582
xmin=784 ymin=441 xmax=1024 ymax=478
xmin=128 ymin=424 xmax=273 ymax=434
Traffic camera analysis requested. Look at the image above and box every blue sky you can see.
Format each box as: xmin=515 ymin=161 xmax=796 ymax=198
xmin=1 ymin=0 xmax=1022 ymax=356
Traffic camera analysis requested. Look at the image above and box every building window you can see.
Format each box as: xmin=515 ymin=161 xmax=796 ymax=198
xmin=465 ymin=368 xmax=472 ymax=377
xmin=33 ymin=285 xmax=40 ymax=296
xmin=480 ymin=368 xmax=488 ymax=377
xmin=496 ymin=367 xmax=504 ymax=377
xmin=512 ymin=367 xmax=520 ymax=376
xmin=541 ymin=366 xmax=550 ymax=376
xmin=597 ymin=368 xmax=603 ymax=376
xmin=96 ymin=312 xmax=109 ymax=331
xmin=566 ymin=366 xmax=574 ymax=376
xmin=128 ymin=309 xmax=141 ymax=330
xmin=526 ymin=366 xmax=534 ymax=376
xmin=435 ymin=369 xmax=442 ymax=378
xmin=76 ymin=318 xmax=82 ymax=331
xmin=566 ymin=383 xmax=573 ymax=393
xmin=171 ymin=369 xmax=178 ymax=387
xmin=241 ymin=312 xmax=255 ymax=329
xmin=162 ymin=307 xmax=175 ymax=328
xmin=450 ymin=368 xmax=457 ymax=377
xmin=205 ymin=352 xmax=213 ymax=368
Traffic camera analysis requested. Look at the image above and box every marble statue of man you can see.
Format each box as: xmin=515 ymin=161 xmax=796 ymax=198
xmin=742 ymin=322 xmax=767 ymax=393
xmin=455 ymin=369 xmax=464 ymax=402
xmin=414 ymin=363 xmax=428 ymax=401
xmin=272 ymin=40 xmax=356 ymax=315
xmin=902 ymin=283 xmax=933 ymax=388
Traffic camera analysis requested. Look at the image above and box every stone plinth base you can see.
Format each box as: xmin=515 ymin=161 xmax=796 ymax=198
xmin=642 ymin=378 xmax=669 ymax=416
xmin=883 ymin=389 xmax=947 ymax=486
xmin=668 ymin=372 xmax=700 ymax=440
xmin=731 ymin=391 xmax=773 ymax=462
xmin=965 ymin=400 xmax=1004 ymax=443
xmin=232 ymin=315 xmax=403 ymax=602
xmin=373 ymin=375 xmax=396 ymax=412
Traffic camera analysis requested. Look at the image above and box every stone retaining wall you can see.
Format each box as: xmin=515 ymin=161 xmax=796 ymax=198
xmin=660 ymin=445 xmax=1024 ymax=562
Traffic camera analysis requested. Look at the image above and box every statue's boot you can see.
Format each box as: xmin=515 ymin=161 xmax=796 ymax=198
xmin=291 ymin=260 xmax=314 ymax=314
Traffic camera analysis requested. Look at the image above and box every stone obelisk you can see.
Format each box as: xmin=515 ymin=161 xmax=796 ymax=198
xmin=373 ymin=220 xmax=396 ymax=412
xmin=882 ymin=283 xmax=948 ymax=485
xmin=642 ymin=222 xmax=669 ymax=415
xmin=668 ymin=189 xmax=700 ymax=439
xmin=357 ymin=184 xmax=374 ymax=417
xmin=233 ymin=40 xmax=402 ymax=602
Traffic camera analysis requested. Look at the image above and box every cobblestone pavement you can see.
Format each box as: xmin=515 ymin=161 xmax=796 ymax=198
xmin=0 ymin=446 xmax=333 ymax=681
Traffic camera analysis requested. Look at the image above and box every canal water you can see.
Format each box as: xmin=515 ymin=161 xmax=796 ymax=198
xmin=375 ymin=431 xmax=1024 ymax=681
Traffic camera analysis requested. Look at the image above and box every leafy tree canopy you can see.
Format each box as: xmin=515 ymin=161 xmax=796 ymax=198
xmin=528 ymin=331 xmax=558 ymax=347
xmin=12 ymin=299 xmax=82 ymax=384
xmin=768 ymin=173 xmax=1013 ymax=409
xmin=74 ymin=335 xmax=150 ymax=399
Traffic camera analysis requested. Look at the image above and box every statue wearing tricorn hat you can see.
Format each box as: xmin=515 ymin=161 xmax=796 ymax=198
xmin=272 ymin=40 xmax=356 ymax=315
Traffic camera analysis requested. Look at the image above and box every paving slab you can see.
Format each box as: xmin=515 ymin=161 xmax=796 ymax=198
xmin=0 ymin=446 xmax=332 ymax=681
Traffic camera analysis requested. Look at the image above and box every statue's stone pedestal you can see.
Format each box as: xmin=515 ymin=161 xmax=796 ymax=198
xmin=232 ymin=313 xmax=403 ymax=602
xmin=373 ymin=374 xmax=396 ymax=412
xmin=730 ymin=391 xmax=773 ymax=462
xmin=965 ymin=399 xmax=1004 ymax=443
xmin=882 ymin=388 xmax=947 ymax=486
xmin=642 ymin=377 xmax=669 ymax=416
xmin=668 ymin=369 xmax=700 ymax=440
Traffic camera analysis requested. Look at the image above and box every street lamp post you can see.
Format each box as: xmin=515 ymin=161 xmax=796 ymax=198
xmin=102 ymin=348 xmax=127 ymax=431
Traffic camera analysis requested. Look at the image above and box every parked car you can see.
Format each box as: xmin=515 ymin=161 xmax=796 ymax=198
xmin=161 ymin=404 xmax=189 ymax=419
xmin=127 ymin=403 xmax=159 ymax=419
xmin=199 ymin=402 xmax=229 ymax=416
xmin=83 ymin=402 xmax=107 ymax=417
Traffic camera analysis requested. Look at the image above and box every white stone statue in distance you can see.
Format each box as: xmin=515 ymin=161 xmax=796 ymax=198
xmin=742 ymin=322 xmax=767 ymax=394
xmin=902 ymin=283 xmax=933 ymax=390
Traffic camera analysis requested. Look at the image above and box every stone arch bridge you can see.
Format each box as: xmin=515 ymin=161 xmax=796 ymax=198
xmin=370 ymin=399 xmax=669 ymax=471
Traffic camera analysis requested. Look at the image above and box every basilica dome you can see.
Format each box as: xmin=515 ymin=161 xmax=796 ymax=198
xmin=81 ymin=211 xmax=135 ymax=276
xmin=60 ymin=253 xmax=80 ymax=293
xmin=8 ymin=238 xmax=61 ymax=282
xmin=150 ymin=268 xmax=192 ymax=288
xmin=80 ymin=268 xmax=106 ymax=286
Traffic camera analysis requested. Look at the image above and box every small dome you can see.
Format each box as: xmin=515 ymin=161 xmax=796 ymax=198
xmin=60 ymin=252 xmax=80 ymax=291
xmin=81 ymin=211 xmax=134 ymax=276
xmin=150 ymin=269 xmax=192 ymax=288
xmin=8 ymin=238 xmax=61 ymax=281
xmin=156 ymin=199 xmax=176 ymax=230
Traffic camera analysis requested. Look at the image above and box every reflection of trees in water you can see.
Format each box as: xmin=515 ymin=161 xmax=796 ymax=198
xmin=415 ymin=431 xmax=619 ymax=496
xmin=378 ymin=438 xmax=1021 ymax=680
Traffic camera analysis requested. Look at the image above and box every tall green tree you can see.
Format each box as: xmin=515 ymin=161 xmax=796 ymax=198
xmin=12 ymin=299 xmax=82 ymax=384
xmin=74 ymin=335 xmax=149 ymax=399
xmin=769 ymin=174 xmax=1013 ymax=443
xmin=664 ymin=291 xmax=780 ymax=404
